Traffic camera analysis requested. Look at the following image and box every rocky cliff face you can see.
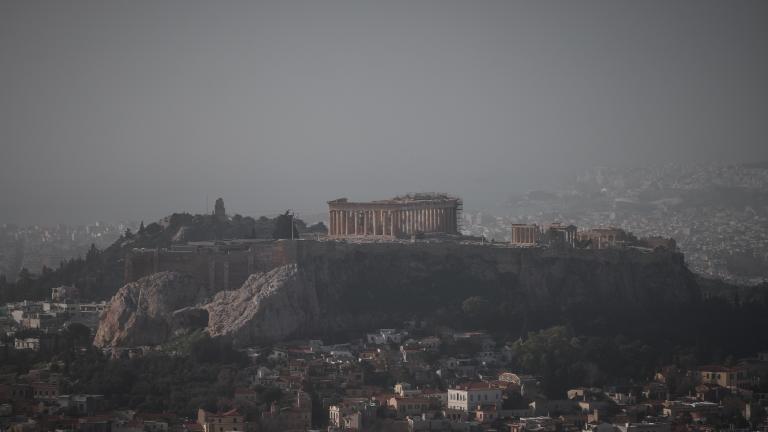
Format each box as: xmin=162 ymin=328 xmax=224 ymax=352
xmin=93 ymin=272 xmax=209 ymax=347
xmin=94 ymin=265 xmax=320 ymax=348
xmin=205 ymin=264 xmax=321 ymax=346
xmin=95 ymin=241 xmax=701 ymax=348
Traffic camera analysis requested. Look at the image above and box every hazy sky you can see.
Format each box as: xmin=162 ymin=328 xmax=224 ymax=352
xmin=1 ymin=0 xmax=766 ymax=224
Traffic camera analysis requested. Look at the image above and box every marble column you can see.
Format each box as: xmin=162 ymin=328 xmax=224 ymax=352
xmin=430 ymin=208 xmax=435 ymax=231
xmin=416 ymin=209 xmax=424 ymax=232
xmin=406 ymin=209 xmax=411 ymax=234
xmin=441 ymin=208 xmax=446 ymax=232
xmin=416 ymin=209 xmax=421 ymax=232
xmin=442 ymin=208 xmax=447 ymax=233
xmin=371 ymin=210 xmax=378 ymax=236
xmin=406 ymin=210 xmax=410 ymax=234
xmin=347 ymin=210 xmax=352 ymax=235
xmin=418 ymin=208 xmax=423 ymax=232
xmin=407 ymin=209 xmax=412 ymax=234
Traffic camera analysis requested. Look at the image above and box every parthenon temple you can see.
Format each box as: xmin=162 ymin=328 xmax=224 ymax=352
xmin=328 ymin=193 xmax=462 ymax=238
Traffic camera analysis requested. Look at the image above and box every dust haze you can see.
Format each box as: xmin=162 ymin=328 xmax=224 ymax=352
xmin=1 ymin=0 xmax=767 ymax=224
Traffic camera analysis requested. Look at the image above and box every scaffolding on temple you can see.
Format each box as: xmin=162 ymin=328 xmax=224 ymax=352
xmin=455 ymin=197 xmax=464 ymax=233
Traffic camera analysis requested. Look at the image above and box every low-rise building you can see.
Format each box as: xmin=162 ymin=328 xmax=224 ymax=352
xmin=698 ymin=365 xmax=750 ymax=390
xmin=389 ymin=396 xmax=432 ymax=418
xmin=196 ymin=408 xmax=245 ymax=432
xmin=447 ymin=382 xmax=501 ymax=412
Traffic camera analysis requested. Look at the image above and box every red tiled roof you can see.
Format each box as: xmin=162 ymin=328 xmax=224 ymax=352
xmin=220 ymin=408 xmax=241 ymax=417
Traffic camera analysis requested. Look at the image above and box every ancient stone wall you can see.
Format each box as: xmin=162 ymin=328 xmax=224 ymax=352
xmin=124 ymin=239 xmax=694 ymax=309
xmin=125 ymin=242 xmax=285 ymax=292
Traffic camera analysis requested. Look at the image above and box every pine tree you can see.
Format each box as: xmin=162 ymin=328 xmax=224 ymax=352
xmin=86 ymin=243 xmax=99 ymax=265
xmin=272 ymin=211 xmax=298 ymax=239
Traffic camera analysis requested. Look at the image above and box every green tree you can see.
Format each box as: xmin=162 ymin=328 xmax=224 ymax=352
xmin=86 ymin=244 xmax=99 ymax=265
xmin=272 ymin=211 xmax=298 ymax=239
xmin=461 ymin=296 xmax=492 ymax=317
xmin=16 ymin=268 xmax=33 ymax=295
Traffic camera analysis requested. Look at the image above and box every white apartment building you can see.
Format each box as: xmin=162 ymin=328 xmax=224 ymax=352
xmin=447 ymin=383 xmax=501 ymax=412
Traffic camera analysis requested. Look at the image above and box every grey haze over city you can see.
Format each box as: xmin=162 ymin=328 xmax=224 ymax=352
xmin=1 ymin=0 xmax=767 ymax=225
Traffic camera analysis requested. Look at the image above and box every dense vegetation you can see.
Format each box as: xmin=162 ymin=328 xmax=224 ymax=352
xmin=0 ymin=212 xmax=322 ymax=302
xmin=1 ymin=287 xmax=767 ymax=422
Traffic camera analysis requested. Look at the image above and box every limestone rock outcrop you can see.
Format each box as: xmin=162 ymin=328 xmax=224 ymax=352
xmin=95 ymin=242 xmax=702 ymax=348
xmin=204 ymin=264 xmax=320 ymax=346
xmin=95 ymin=265 xmax=317 ymax=348
xmin=93 ymin=272 xmax=207 ymax=347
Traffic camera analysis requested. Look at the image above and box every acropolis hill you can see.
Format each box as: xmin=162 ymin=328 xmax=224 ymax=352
xmin=97 ymin=239 xmax=700 ymax=347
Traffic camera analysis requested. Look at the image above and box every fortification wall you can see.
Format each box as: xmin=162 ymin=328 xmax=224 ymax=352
xmin=124 ymin=239 xmax=693 ymax=306
xmin=125 ymin=241 xmax=287 ymax=291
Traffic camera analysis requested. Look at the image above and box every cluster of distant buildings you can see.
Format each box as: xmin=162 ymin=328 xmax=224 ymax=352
xmin=0 ymin=222 xmax=131 ymax=277
xmin=0 ymin=285 xmax=107 ymax=354
xmin=510 ymin=224 xmax=677 ymax=251
xmin=93 ymin=326 xmax=767 ymax=432
xmin=2 ymin=314 xmax=768 ymax=432
xmin=103 ymin=326 xmax=768 ymax=431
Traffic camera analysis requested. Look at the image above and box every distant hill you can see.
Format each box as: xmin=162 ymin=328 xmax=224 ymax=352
xmin=95 ymin=242 xmax=702 ymax=348
xmin=740 ymin=160 xmax=768 ymax=169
